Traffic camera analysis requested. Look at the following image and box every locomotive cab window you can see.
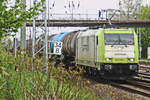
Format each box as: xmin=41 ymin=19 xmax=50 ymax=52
xmin=104 ymin=34 xmax=134 ymax=45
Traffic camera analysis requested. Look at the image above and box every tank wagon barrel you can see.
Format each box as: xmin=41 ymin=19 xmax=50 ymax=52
xmin=62 ymin=31 xmax=79 ymax=57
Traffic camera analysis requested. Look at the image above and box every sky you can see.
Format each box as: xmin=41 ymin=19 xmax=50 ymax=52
xmin=25 ymin=0 xmax=150 ymax=20
xmin=46 ymin=0 xmax=150 ymax=13
xmin=26 ymin=0 xmax=150 ymax=14
xmin=52 ymin=0 xmax=119 ymax=12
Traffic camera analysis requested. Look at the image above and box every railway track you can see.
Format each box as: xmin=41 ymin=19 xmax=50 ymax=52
xmin=110 ymin=72 xmax=150 ymax=98
xmin=138 ymin=73 xmax=150 ymax=79
xmin=139 ymin=64 xmax=150 ymax=79
xmin=110 ymin=79 xmax=150 ymax=98
xmin=132 ymin=77 xmax=150 ymax=84
xmin=140 ymin=66 xmax=150 ymax=69
xmin=83 ymin=74 xmax=150 ymax=99
xmin=139 ymin=64 xmax=150 ymax=71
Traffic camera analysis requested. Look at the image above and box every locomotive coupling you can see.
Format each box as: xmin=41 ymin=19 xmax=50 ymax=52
xmin=129 ymin=65 xmax=138 ymax=70
xmin=104 ymin=64 xmax=112 ymax=70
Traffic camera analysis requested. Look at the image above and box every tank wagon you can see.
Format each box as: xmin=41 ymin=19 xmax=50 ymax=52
xmin=50 ymin=32 xmax=69 ymax=53
xmin=49 ymin=28 xmax=139 ymax=80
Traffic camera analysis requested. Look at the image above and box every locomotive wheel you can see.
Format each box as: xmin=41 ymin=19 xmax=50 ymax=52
xmin=93 ymin=68 xmax=98 ymax=77
xmin=88 ymin=67 xmax=93 ymax=75
xmin=85 ymin=67 xmax=93 ymax=76
xmin=86 ymin=67 xmax=99 ymax=77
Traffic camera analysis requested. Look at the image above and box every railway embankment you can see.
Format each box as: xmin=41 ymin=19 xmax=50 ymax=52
xmin=82 ymin=74 xmax=150 ymax=100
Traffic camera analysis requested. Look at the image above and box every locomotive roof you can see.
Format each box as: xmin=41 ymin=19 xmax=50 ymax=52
xmin=78 ymin=28 xmax=134 ymax=37
xmin=102 ymin=28 xmax=134 ymax=34
xmin=78 ymin=29 xmax=99 ymax=37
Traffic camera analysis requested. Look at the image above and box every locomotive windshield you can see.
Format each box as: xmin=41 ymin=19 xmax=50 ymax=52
xmin=104 ymin=34 xmax=134 ymax=45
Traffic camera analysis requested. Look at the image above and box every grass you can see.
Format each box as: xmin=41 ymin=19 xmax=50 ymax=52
xmin=0 ymin=48 xmax=102 ymax=100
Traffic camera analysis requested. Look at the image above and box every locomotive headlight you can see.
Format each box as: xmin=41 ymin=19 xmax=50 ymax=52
xmin=129 ymin=65 xmax=137 ymax=70
xmin=106 ymin=58 xmax=112 ymax=61
xmin=128 ymin=58 xmax=134 ymax=61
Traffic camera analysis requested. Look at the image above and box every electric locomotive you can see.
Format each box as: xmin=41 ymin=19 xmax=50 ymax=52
xmin=76 ymin=28 xmax=139 ymax=80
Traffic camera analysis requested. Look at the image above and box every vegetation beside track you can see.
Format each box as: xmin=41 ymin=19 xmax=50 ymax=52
xmin=0 ymin=46 xmax=101 ymax=100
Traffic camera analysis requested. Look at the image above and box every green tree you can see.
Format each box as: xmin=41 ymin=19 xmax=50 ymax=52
xmin=119 ymin=0 xmax=142 ymax=19
xmin=0 ymin=0 xmax=44 ymax=40
xmin=139 ymin=6 xmax=150 ymax=58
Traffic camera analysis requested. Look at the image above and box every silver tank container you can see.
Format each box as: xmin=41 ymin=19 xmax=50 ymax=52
xmin=62 ymin=31 xmax=79 ymax=56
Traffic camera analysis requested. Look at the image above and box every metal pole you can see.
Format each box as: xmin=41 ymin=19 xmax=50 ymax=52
xmin=71 ymin=3 xmax=73 ymax=20
xmin=138 ymin=2 xmax=141 ymax=59
xmin=119 ymin=0 xmax=121 ymax=20
xmin=44 ymin=0 xmax=48 ymax=74
xmin=21 ymin=0 xmax=26 ymax=52
xmin=32 ymin=0 xmax=37 ymax=69
xmin=32 ymin=18 xmax=36 ymax=69
xmin=139 ymin=28 xmax=142 ymax=59
xmin=48 ymin=0 xmax=50 ymax=20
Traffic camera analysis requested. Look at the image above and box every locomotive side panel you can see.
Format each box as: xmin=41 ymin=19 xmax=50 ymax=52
xmin=76 ymin=30 xmax=99 ymax=67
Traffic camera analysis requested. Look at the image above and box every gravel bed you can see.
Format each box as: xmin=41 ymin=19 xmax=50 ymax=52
xmin=83 ymin=77 xmax=150 ymax=100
